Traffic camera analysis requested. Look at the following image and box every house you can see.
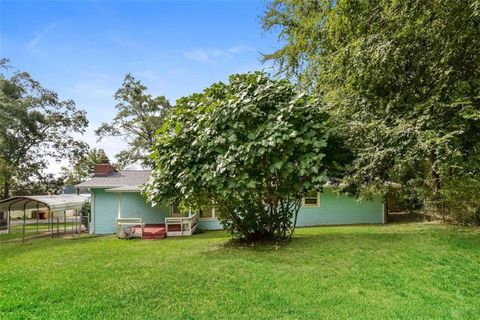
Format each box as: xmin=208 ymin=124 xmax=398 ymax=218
xmin=76 ymin=164 xmax=385 ymax=239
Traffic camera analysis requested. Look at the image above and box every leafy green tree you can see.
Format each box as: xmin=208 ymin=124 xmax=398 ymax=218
xmin=61 ymin=148 xmax=110 ymax=185
xmin=145 ymin=72 xmax=337 ymax=240
xmin=10 ymin=174 xmax=65 ymax=196
xmin=263 ymin=0 xmax=480 ymax=222
xmin=80 ymin=201 xmax=91 ymax=229
xmin=96 ymin=74 xmax=172 ymax=168
xmin=0 ymin=59 xmax=88 ymax=199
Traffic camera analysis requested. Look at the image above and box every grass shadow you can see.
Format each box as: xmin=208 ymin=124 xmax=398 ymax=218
xmin=199 ymin=222 xmax=473 ymax=260
xmin=220 ymin=237 xmax=292 ymax=252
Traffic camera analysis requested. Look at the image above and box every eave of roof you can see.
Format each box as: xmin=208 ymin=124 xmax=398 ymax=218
xmin=105 ymin=186 xmax=142 ymax=193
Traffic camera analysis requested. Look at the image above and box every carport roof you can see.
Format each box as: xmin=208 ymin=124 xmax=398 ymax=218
xmin=0 ymin=194 xmax=88 ymax=212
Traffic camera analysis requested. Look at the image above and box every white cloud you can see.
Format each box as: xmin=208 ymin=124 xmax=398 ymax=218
xmin=27 ymin=22 xmax=61 ymax=53
xmin=108 ymin=31 xmax=138 ymax=49
xmin=70 ymin=82 xmax=115 ymax=99
xmin=134 ymin=69 xmax=166 ymax=85
xmin=227 ymin=45 xmax=251 ymax=54
xmin=183 ymin=45 xmax=253 ymax=63
xmin=67 ymin=71 xmax=117 ymax=102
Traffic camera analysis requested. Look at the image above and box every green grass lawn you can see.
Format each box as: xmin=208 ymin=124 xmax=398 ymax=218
xmin=0 ymin=223 xmax=77 ymax=241
xmin=1 ymin=223 xmax=479 ymax=319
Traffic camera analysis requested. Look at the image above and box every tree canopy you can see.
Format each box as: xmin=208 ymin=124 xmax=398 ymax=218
xmin=145 ymin=72 xmax=339 ymax=239
xmin=61 ymin=148 xmax=110 ymax=185
xmin=96 ymin=74 xmax=172 ymax=168
xmin=0 ymin=59 xmax=88 ymax=199
xmin=263 ymin=0 xmax=480 ymax=223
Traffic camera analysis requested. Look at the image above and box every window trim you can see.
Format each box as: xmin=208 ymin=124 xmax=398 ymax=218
xmin=302 ymin=192 xmax=321 ymax=208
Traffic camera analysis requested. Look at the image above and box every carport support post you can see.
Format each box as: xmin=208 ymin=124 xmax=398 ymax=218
xmin=22 ymin=206 xmax=26 ymax=243
xmin=36 ymin=202 xmax=39 ymax=234
xmin=7 ymin=209 xmax=10 ymax=235
xmin=75 ymin=209 xmax=78 ymax=233
xmin=22 ymin=201 xmax=31 ymax=243
xmin=51 ymin=210 xmax=53 ymax=238
xmin=7 ymin=199 xmax=23 ymax=235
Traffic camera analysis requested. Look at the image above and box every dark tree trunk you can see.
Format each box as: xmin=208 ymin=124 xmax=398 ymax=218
xmin=429 ymin=150 xmax=444 ymax=220
xmin=429 ymin=151 xmax=441 ymax=199
xmin=2 ymin=182 xmax=10 ymax=200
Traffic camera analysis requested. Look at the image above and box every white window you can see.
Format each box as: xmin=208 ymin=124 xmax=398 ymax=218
xmin=302 ymin=190 xmax=320 ymax=207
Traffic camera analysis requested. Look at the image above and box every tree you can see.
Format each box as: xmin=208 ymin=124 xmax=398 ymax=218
xmin=95 ymin=74 xmax=172 ymax=168
xmin=263 ymin=0 xmax=480 ymax=223
xmin=0 ymin=59 xmax=88 ymax=199
xmin=10 ymin=174 xmax=65 ymax=196
xmin=145 ymin=72 xmax=338 ymax=240
xmin=61 ymin=148 xmax=110 ymax=185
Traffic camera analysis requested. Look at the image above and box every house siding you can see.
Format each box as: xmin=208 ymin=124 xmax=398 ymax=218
xmin=296 ymin=188 xmax=383 ymax=226
xmin=198 ymin=220 xmax=223 ymax=230
xmin=92 ymin=189 xmax=116 ymax=234
xmin=91 ymin=187 xmax=383 ymax=234
xmin=120 ymin=193 xmax=170 ymax=224
xmin=92 ymin=188 xmax=168 ymax=234
xmin=90 ymin=191 xmax=95 ymax=234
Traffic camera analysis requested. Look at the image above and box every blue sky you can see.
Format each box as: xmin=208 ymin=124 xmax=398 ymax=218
xmin=0 ymin=0 xmax=279 ymax=172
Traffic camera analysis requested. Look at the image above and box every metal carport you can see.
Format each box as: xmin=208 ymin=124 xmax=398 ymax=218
xmin=0 ymin=194 xmax=88 ymax=241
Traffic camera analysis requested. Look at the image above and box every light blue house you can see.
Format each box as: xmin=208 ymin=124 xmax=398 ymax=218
xmin=76 ymin=165 xmax=385 ymax=239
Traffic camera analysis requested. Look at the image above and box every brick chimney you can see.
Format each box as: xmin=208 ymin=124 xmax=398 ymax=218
xmin=94 ymin=163 xmax=116 ymax=177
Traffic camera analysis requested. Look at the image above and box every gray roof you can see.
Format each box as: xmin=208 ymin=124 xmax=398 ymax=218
xmin=75 ymin=170 xmax=151 ymax=189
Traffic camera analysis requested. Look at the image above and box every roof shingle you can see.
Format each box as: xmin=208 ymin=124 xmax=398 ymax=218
xmin=75 ymin=170 xmax=151 ymax=189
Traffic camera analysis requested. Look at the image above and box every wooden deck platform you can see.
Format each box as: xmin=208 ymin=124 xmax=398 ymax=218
xmin=141 ymin=224 xmax=184 ymax=240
